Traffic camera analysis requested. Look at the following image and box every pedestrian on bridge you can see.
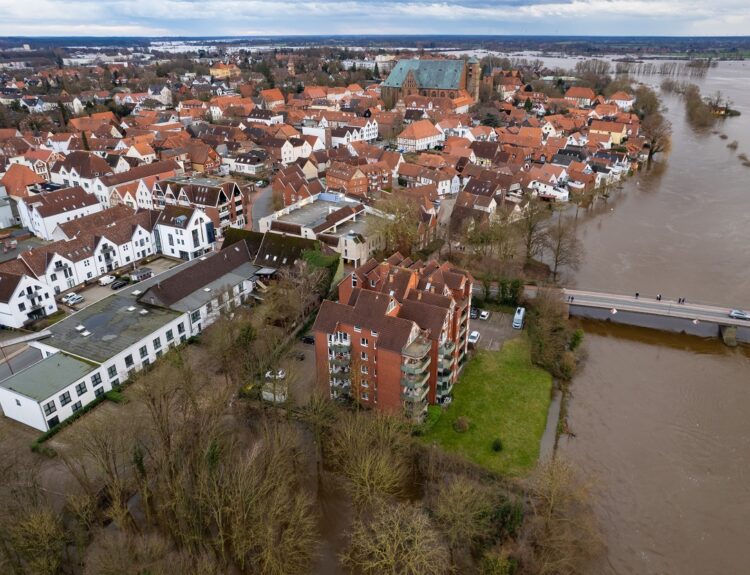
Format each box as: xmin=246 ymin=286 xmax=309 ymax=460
xmin=657 ymin=294 xmax=662 ymax=301
xmin=635 ymin=291 xmax=639 ymax=299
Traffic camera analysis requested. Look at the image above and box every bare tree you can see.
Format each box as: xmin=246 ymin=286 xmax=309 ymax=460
xmin=518 ymin=197 xmax=548 ymax=262
xmin=341 ymin=501 xmax=450 ymax=575
xmin=324 ymin=413 xmax=411 ymax=511
xmin=370 ymin=194 xmax=421 ymax=256
xmin=544 ymin=217 xmax=583 ymax=282
xmin=641 ymin=111 xmax=672 ymax=161
xmin=521 ymin=458 xmax=601 ymax=575
xmin=432 ymin=475 xmax=495 ymax=562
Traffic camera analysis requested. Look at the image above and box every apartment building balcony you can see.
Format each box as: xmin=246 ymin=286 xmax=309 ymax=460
xmin=403 ymin=335 xmax=431 ymax=360
xmin=437 ymin=379 xmax=454 ymax=398
xmin=439 ymin=340 xmax=456 ymax=356
xmin=329 ymin=339 xmax=351 ymax=352
xmin=330 ymin=378 xmax=351 ymax=389
xmin=329 ymin=353 xmax=351 ymax=367
xmin=401 ymin=370 xmax=429 ymax=390
xmin=402 ymin=391 xmax=428 ymax=420
xmin=401 ymin=355 xmax=431 ymax=375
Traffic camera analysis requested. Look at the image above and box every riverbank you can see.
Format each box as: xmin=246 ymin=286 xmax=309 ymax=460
xmin=423 ymin=337 xmax=552 ymax=477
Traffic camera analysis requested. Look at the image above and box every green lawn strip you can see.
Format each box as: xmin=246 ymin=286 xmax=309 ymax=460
xmin=424 ymin=337 xmax=552 ymax=477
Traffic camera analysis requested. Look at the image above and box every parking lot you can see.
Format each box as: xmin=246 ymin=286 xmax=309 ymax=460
xmin=60 ymin=256 xmax=184 ymax=312
xmin=470 ymin=308 xmax=518 ymax=351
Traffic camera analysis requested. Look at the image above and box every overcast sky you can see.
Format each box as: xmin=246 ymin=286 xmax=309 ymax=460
xmin=1 ymin=0 xmax=749 ymax=37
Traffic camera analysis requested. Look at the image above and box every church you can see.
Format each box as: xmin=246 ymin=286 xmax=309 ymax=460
xmin=380 ymin=57 xmax=481 ymax=109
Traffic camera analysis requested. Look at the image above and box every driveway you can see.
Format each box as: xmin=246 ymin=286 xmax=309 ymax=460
xmin=471 ymin=309 xmax=518 ymax=352
xmin=60 ymin=256 xmax=184 ymax=311
xmin=251 ymin=185 xmax=274 ymax=231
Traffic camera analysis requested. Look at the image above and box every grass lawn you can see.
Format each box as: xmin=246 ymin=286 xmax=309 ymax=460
xmin=424 ymin=337 xmax=552 ymax=477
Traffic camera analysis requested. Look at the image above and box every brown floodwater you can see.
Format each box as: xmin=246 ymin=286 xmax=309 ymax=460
xmin=555 ymin=59 xmax=750 ymax=574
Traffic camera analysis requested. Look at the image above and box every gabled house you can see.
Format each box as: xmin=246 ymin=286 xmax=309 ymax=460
xmin=18 ymin=186 xmax=102 ymax=241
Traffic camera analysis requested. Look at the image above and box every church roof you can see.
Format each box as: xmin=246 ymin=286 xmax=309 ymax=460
xmin=383 ymin=59 xmax=465 ymax=91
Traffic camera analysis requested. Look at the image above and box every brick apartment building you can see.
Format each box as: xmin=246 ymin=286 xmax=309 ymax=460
xmin=312 ymin=253 xmax=473 ymax=419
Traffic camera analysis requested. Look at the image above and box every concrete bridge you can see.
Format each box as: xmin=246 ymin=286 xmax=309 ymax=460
xmin=562 ymin=289 xmax=750 ymax=345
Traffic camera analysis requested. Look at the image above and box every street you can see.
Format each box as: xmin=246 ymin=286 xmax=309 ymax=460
xmin=251 ymin=185 xmax=274 ymax=231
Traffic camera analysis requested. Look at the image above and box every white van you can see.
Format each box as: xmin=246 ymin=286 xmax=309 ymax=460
xmin=512 ymin=307 xmax=526 ymax=330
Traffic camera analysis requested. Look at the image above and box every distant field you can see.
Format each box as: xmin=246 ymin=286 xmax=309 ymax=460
xmin=424 ymin=337 xmax=552 ymax=477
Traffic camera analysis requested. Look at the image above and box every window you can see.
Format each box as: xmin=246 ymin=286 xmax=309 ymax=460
xmin=351 ymin=274 xmax=357 ymax=287
xmin=139 ymin=345 xmax=148 ymax=359
xmin=371 ymin=329 xmax=378 ymax=337
xmin=95 ymin=387 xmax=104 ymax=398
xmin=361 ymin=352 xmax=368 ymax=360
xmin=50 ymin=273 xmax=57 ymax=281
xmin=361 ymin=338 xmax=368 ymax=347
xmin=168 ymin=234 xmax=174 ymax=246
xmin=108 ymin=365 xmax=117 ymax=379
xmin=125 ymin=354 xmax=134 ymax=368
xmin=15 ymin=399 xmax=20 ymax=407
xmin=354 ymin=325 xmax=361 ymax=333
xmin=361 ymin=365 xmax=369 ymax=374
xmin=111 ymin=379 xmax=120 ymax=387
xmin=75 ymin=382 xmax=87 ymax=397
xmin=156 ymin=350 xmax=163 ymax=358
xmin=166 ymin=329 xmax=174 ymax=341
xmin=47 ymin=416 xmax=59 ymax=428
xmin=59 ymin=391 xmax=71 ymax=407
xmin=43 ymin=401 xmax=56 ymax=416
xmin=72 ymin=401 xmax=82 ymax=413
xmin=362 ymin=392 xmax=369 ymax=401
xmin=153 ymin=337 xmax=161 ymax=350
xmin=92 ymin=373 xmax=102 ymax=387
xmin=18 ymin=302 xmax=26 ymax=312
xmin=178 ymin=323 xmax=185 ymax=334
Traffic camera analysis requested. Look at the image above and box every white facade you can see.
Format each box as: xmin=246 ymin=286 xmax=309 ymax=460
xmin=0 ymin=274 xmax=58 ymax=329
xmin=156 ymin=211 xmax=212 ymax=261
xmin=21 ymin=199 xmax=102 ymax=241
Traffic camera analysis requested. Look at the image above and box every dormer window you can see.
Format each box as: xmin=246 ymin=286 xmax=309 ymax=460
xmin=351 ymin=274 xmax=357 ymax=288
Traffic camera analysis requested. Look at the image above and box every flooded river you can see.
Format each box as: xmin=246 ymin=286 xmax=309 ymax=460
xmin=558 ymin=60 xmax=750 ymax=574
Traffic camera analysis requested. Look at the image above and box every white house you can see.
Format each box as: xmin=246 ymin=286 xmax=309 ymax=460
xmin=397 ymin=120 xmax=444 ymax=152
xmin=0 ymin=271 xmax=57 ymax=329
xmin=155 ymin=205 xmax=214 ymax=261
xmin=18 ymin=187 xmax=102 ymax=241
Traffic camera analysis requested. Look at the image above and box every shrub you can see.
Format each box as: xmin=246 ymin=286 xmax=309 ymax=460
xmin=453 ymin=416 xmax=470 ymax=433
xmin=569 ymin=328 xmax=584 ymax=351
xmin=492 ymin=438 xmax=503 ymax=452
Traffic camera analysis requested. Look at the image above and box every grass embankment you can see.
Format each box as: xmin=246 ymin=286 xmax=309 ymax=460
xmin=424 ymin=337 xmax=552 ymax=477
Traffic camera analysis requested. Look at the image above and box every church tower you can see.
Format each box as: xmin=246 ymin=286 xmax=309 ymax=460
xmin=466 ymin=56 xmax=481 ymax=102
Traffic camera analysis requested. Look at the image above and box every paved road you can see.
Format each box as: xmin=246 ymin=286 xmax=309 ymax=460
xmin=0 ymin=347 xmax=43 ymax=381
xmin=251 ymin=185 xmax=274 ymax=231
xmin=563 ymin=289 xmax=749 ymax=327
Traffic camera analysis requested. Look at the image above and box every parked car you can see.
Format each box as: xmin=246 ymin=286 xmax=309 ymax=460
xmin=479 ymin=310 xmax=490 ymax=321
xmin=66 ymin=294 xmax=85 ymax=306
xmin=470 ymin=307 xmax=479 ymax=319
xmin=729 ymin=309 xmax=750 ymax=321
xmin=467 ymin=330 xmax=481 ymax=347
xmin=60 ymin=293 xmax=76 ymax=305
xmin=98 ymin=275 xmax=116 ymax=286
xmin=265 ymin=369 xmax=286 ymax=380
xmin=111 ymin=279 xmax=128 ymax=290
xmin=512 ymin=307 xmax=526 ymax=329
xmin=300 ymin=335 xmax=315 ymax=345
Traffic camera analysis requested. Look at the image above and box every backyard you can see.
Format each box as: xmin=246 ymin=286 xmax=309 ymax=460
xmin=423 ymin=337 xmax=553 ymax=477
